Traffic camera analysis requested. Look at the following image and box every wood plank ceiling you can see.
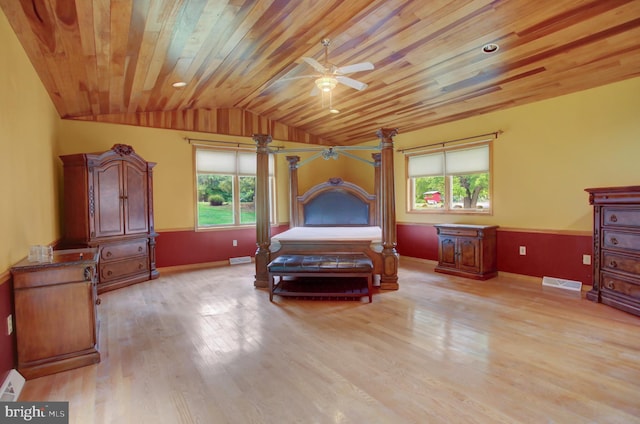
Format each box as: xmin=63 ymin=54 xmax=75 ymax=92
xmin=1 ymin=0 xmax=640 ymax=146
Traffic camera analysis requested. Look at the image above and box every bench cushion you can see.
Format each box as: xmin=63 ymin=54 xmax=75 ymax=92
xmin=268 ymin=254 xmax=373 ymax=273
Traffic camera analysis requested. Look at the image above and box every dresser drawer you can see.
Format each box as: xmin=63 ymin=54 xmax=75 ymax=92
xmin=100 ymin=240 xmax=148 ymax=262
xmin=13 ymin=265 xmax=93 ymax=289
xmin=601 ymin=230 xmax=640 ymax=252
xmin=99 ymin=257 xmax=149 ymax=283
xmin=601 ymin=251 xmax=640 ymax=276
xmin=601 ymin=272 xmax=640 ymax=300
xmin=602 ymin=207 xmax=640 ymax=228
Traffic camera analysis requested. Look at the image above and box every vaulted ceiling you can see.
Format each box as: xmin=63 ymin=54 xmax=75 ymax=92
xmin=2 ymin=0 xmax=640 ymax=146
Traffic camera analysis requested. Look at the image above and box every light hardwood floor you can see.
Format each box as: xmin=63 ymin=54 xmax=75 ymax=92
xmin=18 ymin=259 xmax=640 ymax=423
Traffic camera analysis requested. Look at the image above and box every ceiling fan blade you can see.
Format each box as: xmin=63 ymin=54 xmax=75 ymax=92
xmin=302 ymin=57 xmax=327 ymax=73
xmin=336 ymin=76 xmax=368 ymax=91
xmin=336 ymin=62 xmax=374 ymax=74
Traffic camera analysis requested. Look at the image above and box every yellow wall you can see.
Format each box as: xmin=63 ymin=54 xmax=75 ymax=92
xmin=393 ymin=76 xmax=640 ymax=232
xmin=0 ymin=11 xmax=60 ymax=272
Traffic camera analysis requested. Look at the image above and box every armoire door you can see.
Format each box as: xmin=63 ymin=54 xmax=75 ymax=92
xmin=94 ymin=161 xmax=124 ymax=238
xmin=123 ymin=161 xmax=149 ymax=234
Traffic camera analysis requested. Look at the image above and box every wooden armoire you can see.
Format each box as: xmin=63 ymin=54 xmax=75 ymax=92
xmin=60 ymin=144 xmax=159 ymax=293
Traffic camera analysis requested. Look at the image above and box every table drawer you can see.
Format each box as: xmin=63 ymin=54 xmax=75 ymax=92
xmin=601 ymin=230 xmax=640 ymax=252
xmin=99 ymin=257 xmax=149 ymax=282
xmin=436 ymin=227 xmax=481 ymax=237
xmin=602 ymin=207 xmax=640 ymax=228
xmin=100 ymin=240 xmax=148 ymax=262
xmin=13 ymin=265 xmax=94 ymax=289
xmin=601 ymin=272 xmax=640 ymax=300
xmin=601 ymin=251 xmax=640 ymax=276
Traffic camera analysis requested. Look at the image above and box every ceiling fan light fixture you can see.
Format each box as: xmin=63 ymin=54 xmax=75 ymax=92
xmin=315 ymin=76 xmax=338 ymax=92
xmin=172 ymin=81 xmax=187 ymax=88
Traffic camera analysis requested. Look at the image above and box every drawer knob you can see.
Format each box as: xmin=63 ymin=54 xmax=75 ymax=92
xmin=610 ymin=260 xmax=618 ymax=268
xmin=96 ymin=298 xmax=101 ymax=305
xmin=107 ymin=270 xmax=113 ymax=276
xmin=610 ymin=214 xmax=618 ymax=223
xmin=606 ymin=281 xmax=615 ymax=290
xmin=106 ymin=251 xmax=112 ymax=257
xmin=138 ymin=263 xmax=144 ymax=269
xmin=610 ymin=237 xmax=618 ymax=245
xmin=138 ymin=246 xmax=143 ymax=252
xmin=84 ymin=267 xmax=92 ymax=281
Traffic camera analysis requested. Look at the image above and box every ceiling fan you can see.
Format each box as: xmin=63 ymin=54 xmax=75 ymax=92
xmin=276 ymin=38 xmax=375 ymax=98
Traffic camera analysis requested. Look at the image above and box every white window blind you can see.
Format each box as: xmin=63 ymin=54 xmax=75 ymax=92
xmin=196 ymin=149 xmax=273 ymax=175
xmin=445 ymin=145 xmax=489 ymax=174
xmin=408 ymin=152 xmax=444 ymax=177
xmin=408 ymin=144 xmax=488 ymax=177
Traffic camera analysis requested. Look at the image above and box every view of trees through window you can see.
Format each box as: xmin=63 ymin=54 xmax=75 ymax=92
xmin=407 ymin=142 xmax=491 ymax=213
xmin=413 ymin=173 xmax=489 ymax=210
xmin=197 ymin=174 xmax=257 ymax=226
xmin=195 ymin=147 xmax=274 ymax=227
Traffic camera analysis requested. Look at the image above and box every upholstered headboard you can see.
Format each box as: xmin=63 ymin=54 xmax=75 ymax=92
xmin=295 ymin=178 xmax=376 ymax=226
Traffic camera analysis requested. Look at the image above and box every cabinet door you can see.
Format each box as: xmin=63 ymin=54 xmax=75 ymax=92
xmin=458 ymin=238 xmax=481 ymax=273
xmin=94 ymin=161 xmax=124 ymax=238
xmin=15 ymin=280 xmax=97 ymax=363
xmin=123 ymin=161 xmax=149 ymax=234
xmin=439 ymin=237 xmax=458 ymax=268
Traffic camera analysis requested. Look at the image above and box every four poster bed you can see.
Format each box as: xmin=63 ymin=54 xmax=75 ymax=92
xmin=253 ymin=128 xmax=399 ymax=292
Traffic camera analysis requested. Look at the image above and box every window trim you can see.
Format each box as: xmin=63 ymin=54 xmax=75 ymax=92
xmin=194 ymin=145 xmax=276 ymax=229
xmin=406 ymin=140 xmax=493 ymax=215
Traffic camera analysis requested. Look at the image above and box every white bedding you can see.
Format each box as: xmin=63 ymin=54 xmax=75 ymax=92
xmin=271 ymin=226 xmax=382 ymax=242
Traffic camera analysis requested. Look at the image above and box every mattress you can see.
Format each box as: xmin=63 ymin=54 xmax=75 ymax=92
xmin=272 ymin=226 xmax=382 ymax=242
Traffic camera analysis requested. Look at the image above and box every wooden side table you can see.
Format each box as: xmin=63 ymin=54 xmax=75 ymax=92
xmin=11 ymin=248 xmax=100 ymax=379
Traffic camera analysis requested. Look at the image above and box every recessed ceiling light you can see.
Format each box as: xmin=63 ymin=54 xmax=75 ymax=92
xmin=329 ymin=108 xmax=340 ymax=114
xmin=481 ymin=43 xmax=499 ymax=54
xmin=172 ymin=81 xmax=187 ymax=88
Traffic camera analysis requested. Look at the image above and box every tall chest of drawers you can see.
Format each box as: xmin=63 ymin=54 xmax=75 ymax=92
xmin=586 ymin=186 xmax=640 ymax=316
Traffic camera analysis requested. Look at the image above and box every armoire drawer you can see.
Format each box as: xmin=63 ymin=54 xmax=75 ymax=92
xmin=602 ymin=207 xmax=640 ymax=228
xmin=100 ymin=240 xmax=148 ymax=262
xmin=601 ymin=251 xmax=640 ymax=276
xmin=100 ymin=258 xmax=149 ymax=282
xmin=601 ymin=272 xmax=640 ymax=300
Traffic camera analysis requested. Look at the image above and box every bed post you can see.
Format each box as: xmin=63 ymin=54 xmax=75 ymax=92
xmin=254 ymin=134 xmax=272 ymax=288
xmin=372 ymin=153 xmax=381 ymax=227
xmin=286 ymin=156 xmax=300 ymax=227
xmin=377 ymin=128 xmax=399 ymax=290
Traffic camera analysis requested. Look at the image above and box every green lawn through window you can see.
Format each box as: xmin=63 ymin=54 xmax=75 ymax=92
xmin=198 ymin=202 xmax=256 ymax=226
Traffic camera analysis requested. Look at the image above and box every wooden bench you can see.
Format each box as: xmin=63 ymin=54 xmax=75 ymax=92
xmin=268 ymin=253 xmax=374 ymax=302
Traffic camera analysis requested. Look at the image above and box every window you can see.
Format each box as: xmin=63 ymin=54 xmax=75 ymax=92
xmin=407 ymin=142 xmax=491 ymax=213
xmin=195 ymin=147 xmax=275 ymax=227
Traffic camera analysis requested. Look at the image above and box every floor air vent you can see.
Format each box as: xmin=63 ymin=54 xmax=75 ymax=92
xmin=229 ymin=256 xmax=252 ymax=265
xmin=542 ymin=276 xmax=582 ymax=292
xmin=0 ymin=369 xmax=25 ymax=401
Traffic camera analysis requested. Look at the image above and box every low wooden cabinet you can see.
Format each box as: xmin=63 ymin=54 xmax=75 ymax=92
xmin=11 ymin=248 xmax=100 ymax=379
xmin=586 ymin=186 xmax=640 ymax=316
xmin=434 ymin=224 xmax=498 ymax=280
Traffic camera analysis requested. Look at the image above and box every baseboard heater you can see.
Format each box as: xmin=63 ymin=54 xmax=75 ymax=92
xmin=229 ymin=256 xmax=252 ymax=265
xmin=542 ymin=276 xmax=582 ymax=292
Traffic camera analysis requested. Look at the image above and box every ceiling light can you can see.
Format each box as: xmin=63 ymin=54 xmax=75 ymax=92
xmin=481 ymin=43 xmax=499 ymax=54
